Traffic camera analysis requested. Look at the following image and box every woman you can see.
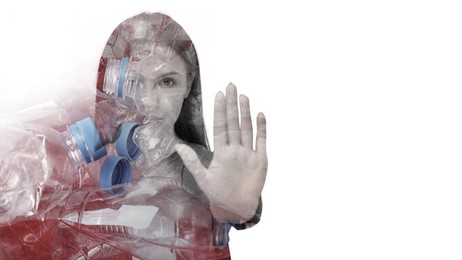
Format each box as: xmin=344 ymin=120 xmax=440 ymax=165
xmin=0 ymin=12 xmax=267 ymax=259
xmin=98 ymin=10 xmax=267 ymax=248
xmin=96 ymin=12 xmax=267 ymax=227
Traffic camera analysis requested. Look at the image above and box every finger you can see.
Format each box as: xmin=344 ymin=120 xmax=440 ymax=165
xmin=175 ymin=143 xmax=207 ymax=185
xmin=226 ymin=83 xmax=240 ymax=144
xmin=256 ymin=112 xmax=267 ymax=155
xmin=214 ymin=91 xmax=227 ymax=149
xmin=239 ymin=94 xmax=253 ymax=149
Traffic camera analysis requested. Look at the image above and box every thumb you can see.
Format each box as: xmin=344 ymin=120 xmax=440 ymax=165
xmin=175 ymin=143 xmax=207 ymax=181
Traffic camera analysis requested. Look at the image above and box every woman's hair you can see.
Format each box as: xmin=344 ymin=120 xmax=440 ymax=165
xmin=97 ymin=12 xmax=209 ymax=149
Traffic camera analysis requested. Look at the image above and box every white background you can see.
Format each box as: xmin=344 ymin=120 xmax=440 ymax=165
xmin=1 ymin=1 xmax=462 ymax=259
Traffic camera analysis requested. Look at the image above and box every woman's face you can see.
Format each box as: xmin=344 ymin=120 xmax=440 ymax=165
xmin=133 ymin=45 xmax=191 ymax=132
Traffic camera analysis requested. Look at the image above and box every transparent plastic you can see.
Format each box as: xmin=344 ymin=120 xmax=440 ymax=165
xmin=0 ymin=11 xmax=263 ymax=259
xmin=92 ymin=89 xmax=144 ymax=144
xmin=0 ymin=126 xmax=49 ymax=223
xmin=0 ymin=177 xmax=230 ymax=259
xmin=133 ymin=121 xmax=180 ymax=171
xmin=103 ymin=57 xmax=140 ymax=100
xmin=0 ymin=102 xmax=138 ymax=224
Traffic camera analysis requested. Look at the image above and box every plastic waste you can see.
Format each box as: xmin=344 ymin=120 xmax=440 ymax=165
xmin=0 ymin=177 xmax=230 ymax=259
xmin=0 ymin=11 xmax=244 ymax=259
xmin=92 ymin=88 xmax=143 ymax=145
xmin=0 ymin=102 xmax=141 ymax=224
xmin=132 ymin=121 xmax=179 ymax=171
xmin=103 ymin=57 xmax=140 ymax=100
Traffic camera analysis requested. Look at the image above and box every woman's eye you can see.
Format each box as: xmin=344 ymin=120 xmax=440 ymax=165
xmin=158 ymin=78 xmax=175 ymax=87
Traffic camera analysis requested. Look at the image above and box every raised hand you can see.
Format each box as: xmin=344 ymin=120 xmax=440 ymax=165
xmin=175 ymin=83 xmax=267 ymax=223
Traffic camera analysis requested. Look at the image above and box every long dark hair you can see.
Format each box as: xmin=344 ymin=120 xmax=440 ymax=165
xmin=97 ymin=12 xmax=209 ymax=149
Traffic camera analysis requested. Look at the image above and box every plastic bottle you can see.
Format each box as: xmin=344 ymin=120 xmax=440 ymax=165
xmin=103 ymin=57 xmax=140 ymax=100
xmin=0 ymin=103 xmax=140 ymax=225
xmin=0 ymin=176 xmax=230 ymax=259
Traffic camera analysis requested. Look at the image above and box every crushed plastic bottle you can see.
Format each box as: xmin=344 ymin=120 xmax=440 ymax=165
xmin=132 ymin=121 xmax=180 ymax=171
xmin=92 ymin=88 xmax=143 ymax=144
xmin=0 ymin=126 xmax=49 ymax=224
xmin=0 ymin=102 xmax=140 ymax=224
xmin=0 ymin=177 xmax=230 ymax=259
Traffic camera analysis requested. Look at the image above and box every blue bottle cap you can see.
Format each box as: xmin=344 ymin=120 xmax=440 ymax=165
xmin=69 ymin=117 xmax=107 ymax=163
xmin=116 ymin=122 xmax=142 ymax=161
xmin=100 ymin=156 xmax=132 ymax=194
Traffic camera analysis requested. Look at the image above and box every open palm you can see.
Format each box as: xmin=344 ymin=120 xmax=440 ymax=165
xmin=176 ymin=83 xmax=267 ymax=223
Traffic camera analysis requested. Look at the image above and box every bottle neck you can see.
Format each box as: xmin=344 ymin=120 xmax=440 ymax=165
xmin=61 ymin=130 xmax=86 ymax=167
xmin=63 ymin=117 xmax=108 ymax=166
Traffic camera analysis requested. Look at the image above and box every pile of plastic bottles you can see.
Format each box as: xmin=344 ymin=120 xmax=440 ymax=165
xmin=0 ymin=89 xmax=229 ymax=259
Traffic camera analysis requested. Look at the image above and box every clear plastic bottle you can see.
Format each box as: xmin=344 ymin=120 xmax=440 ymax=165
xmin=0 ymin=177 xmax=230 ymax=259
xmin=0 ymin=103 xmax=137 ymax=225
xmin=103 ymin=57 xmax=140 ymax=100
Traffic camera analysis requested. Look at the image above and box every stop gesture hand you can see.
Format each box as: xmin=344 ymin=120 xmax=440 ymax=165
xmin=176 ymin=83 xmax=267 ymax=223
